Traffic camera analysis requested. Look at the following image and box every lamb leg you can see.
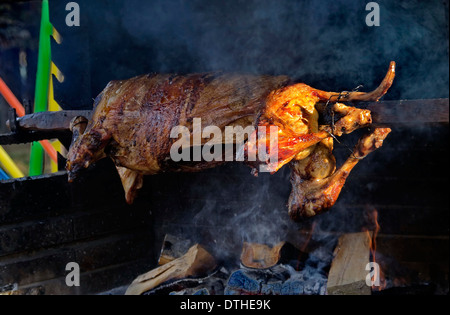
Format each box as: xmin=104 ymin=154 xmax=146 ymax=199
xmin=318 ymin=102 xmax=373 ymax=136
xmin=288 ymin=127 xmax=391 ymax=221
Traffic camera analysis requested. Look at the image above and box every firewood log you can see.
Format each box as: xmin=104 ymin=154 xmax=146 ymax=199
xmin=326 ymin=232 xmax=373 ymax=295
xmin=125 ymin=244 xmax=216 ymax=295
xmin=158 ymin=234 xmax=193 ymax=266
xmin=240 ymin=241 xmax=302 ymax=269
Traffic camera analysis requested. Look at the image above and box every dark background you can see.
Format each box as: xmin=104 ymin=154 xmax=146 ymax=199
xmin=48 ymin=0 xmax=449 ymax=109
xmin=0 ymin=0 xmax=448 ymax=294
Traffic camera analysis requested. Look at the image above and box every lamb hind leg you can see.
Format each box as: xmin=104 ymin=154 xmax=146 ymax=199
xmin=288 ymin=127 xmax=391 ymax=221
xmin=318 ymin=102 xmax=373 ymax=137
xmin=314 ymin=62 xmax=395 ymax=137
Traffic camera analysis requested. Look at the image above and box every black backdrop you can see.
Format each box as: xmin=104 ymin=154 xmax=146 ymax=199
xmin=49 ymin=0 xmax=449 ymax=110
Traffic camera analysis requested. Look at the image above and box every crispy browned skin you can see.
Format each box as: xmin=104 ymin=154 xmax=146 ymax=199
xmin=242 ymin=61 xmax=395 ymax=174
xmin=66 ymin=72 xmax=291 ymax=185
xmin=66 ymin=62 xmax=395 ymax=219
xmin=242 ymin=62 xmax=395 ymax=220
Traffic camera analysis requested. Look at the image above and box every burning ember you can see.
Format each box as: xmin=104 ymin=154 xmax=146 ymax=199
xmin=363 ymin=209 xmax=386 ymax=291
xmin=125 ymin=225 xmax=341 ymax=296
xmin=224 ymin=248 xmax=329 ymax=295
xmin=126 ymin=207 xmax=440 ymax=296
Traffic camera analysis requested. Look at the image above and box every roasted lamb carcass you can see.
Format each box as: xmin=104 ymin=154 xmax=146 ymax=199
xmin=66 ymin=62 xmax=395 ymax=221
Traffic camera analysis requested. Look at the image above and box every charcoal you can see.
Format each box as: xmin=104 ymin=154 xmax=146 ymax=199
xmin=143 ymin=268 xmax=229 ymax=295
xmin=225 ymin=269 xmax=264 ymax=294
xmin=225 ymin=264 xmax=327 ymax=295
xmin=169 ymin=287 xmax=211 ymax=295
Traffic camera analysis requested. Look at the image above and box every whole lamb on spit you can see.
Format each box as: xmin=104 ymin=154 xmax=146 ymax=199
xmin=66 ymin=62 xmax=395 ymax=221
